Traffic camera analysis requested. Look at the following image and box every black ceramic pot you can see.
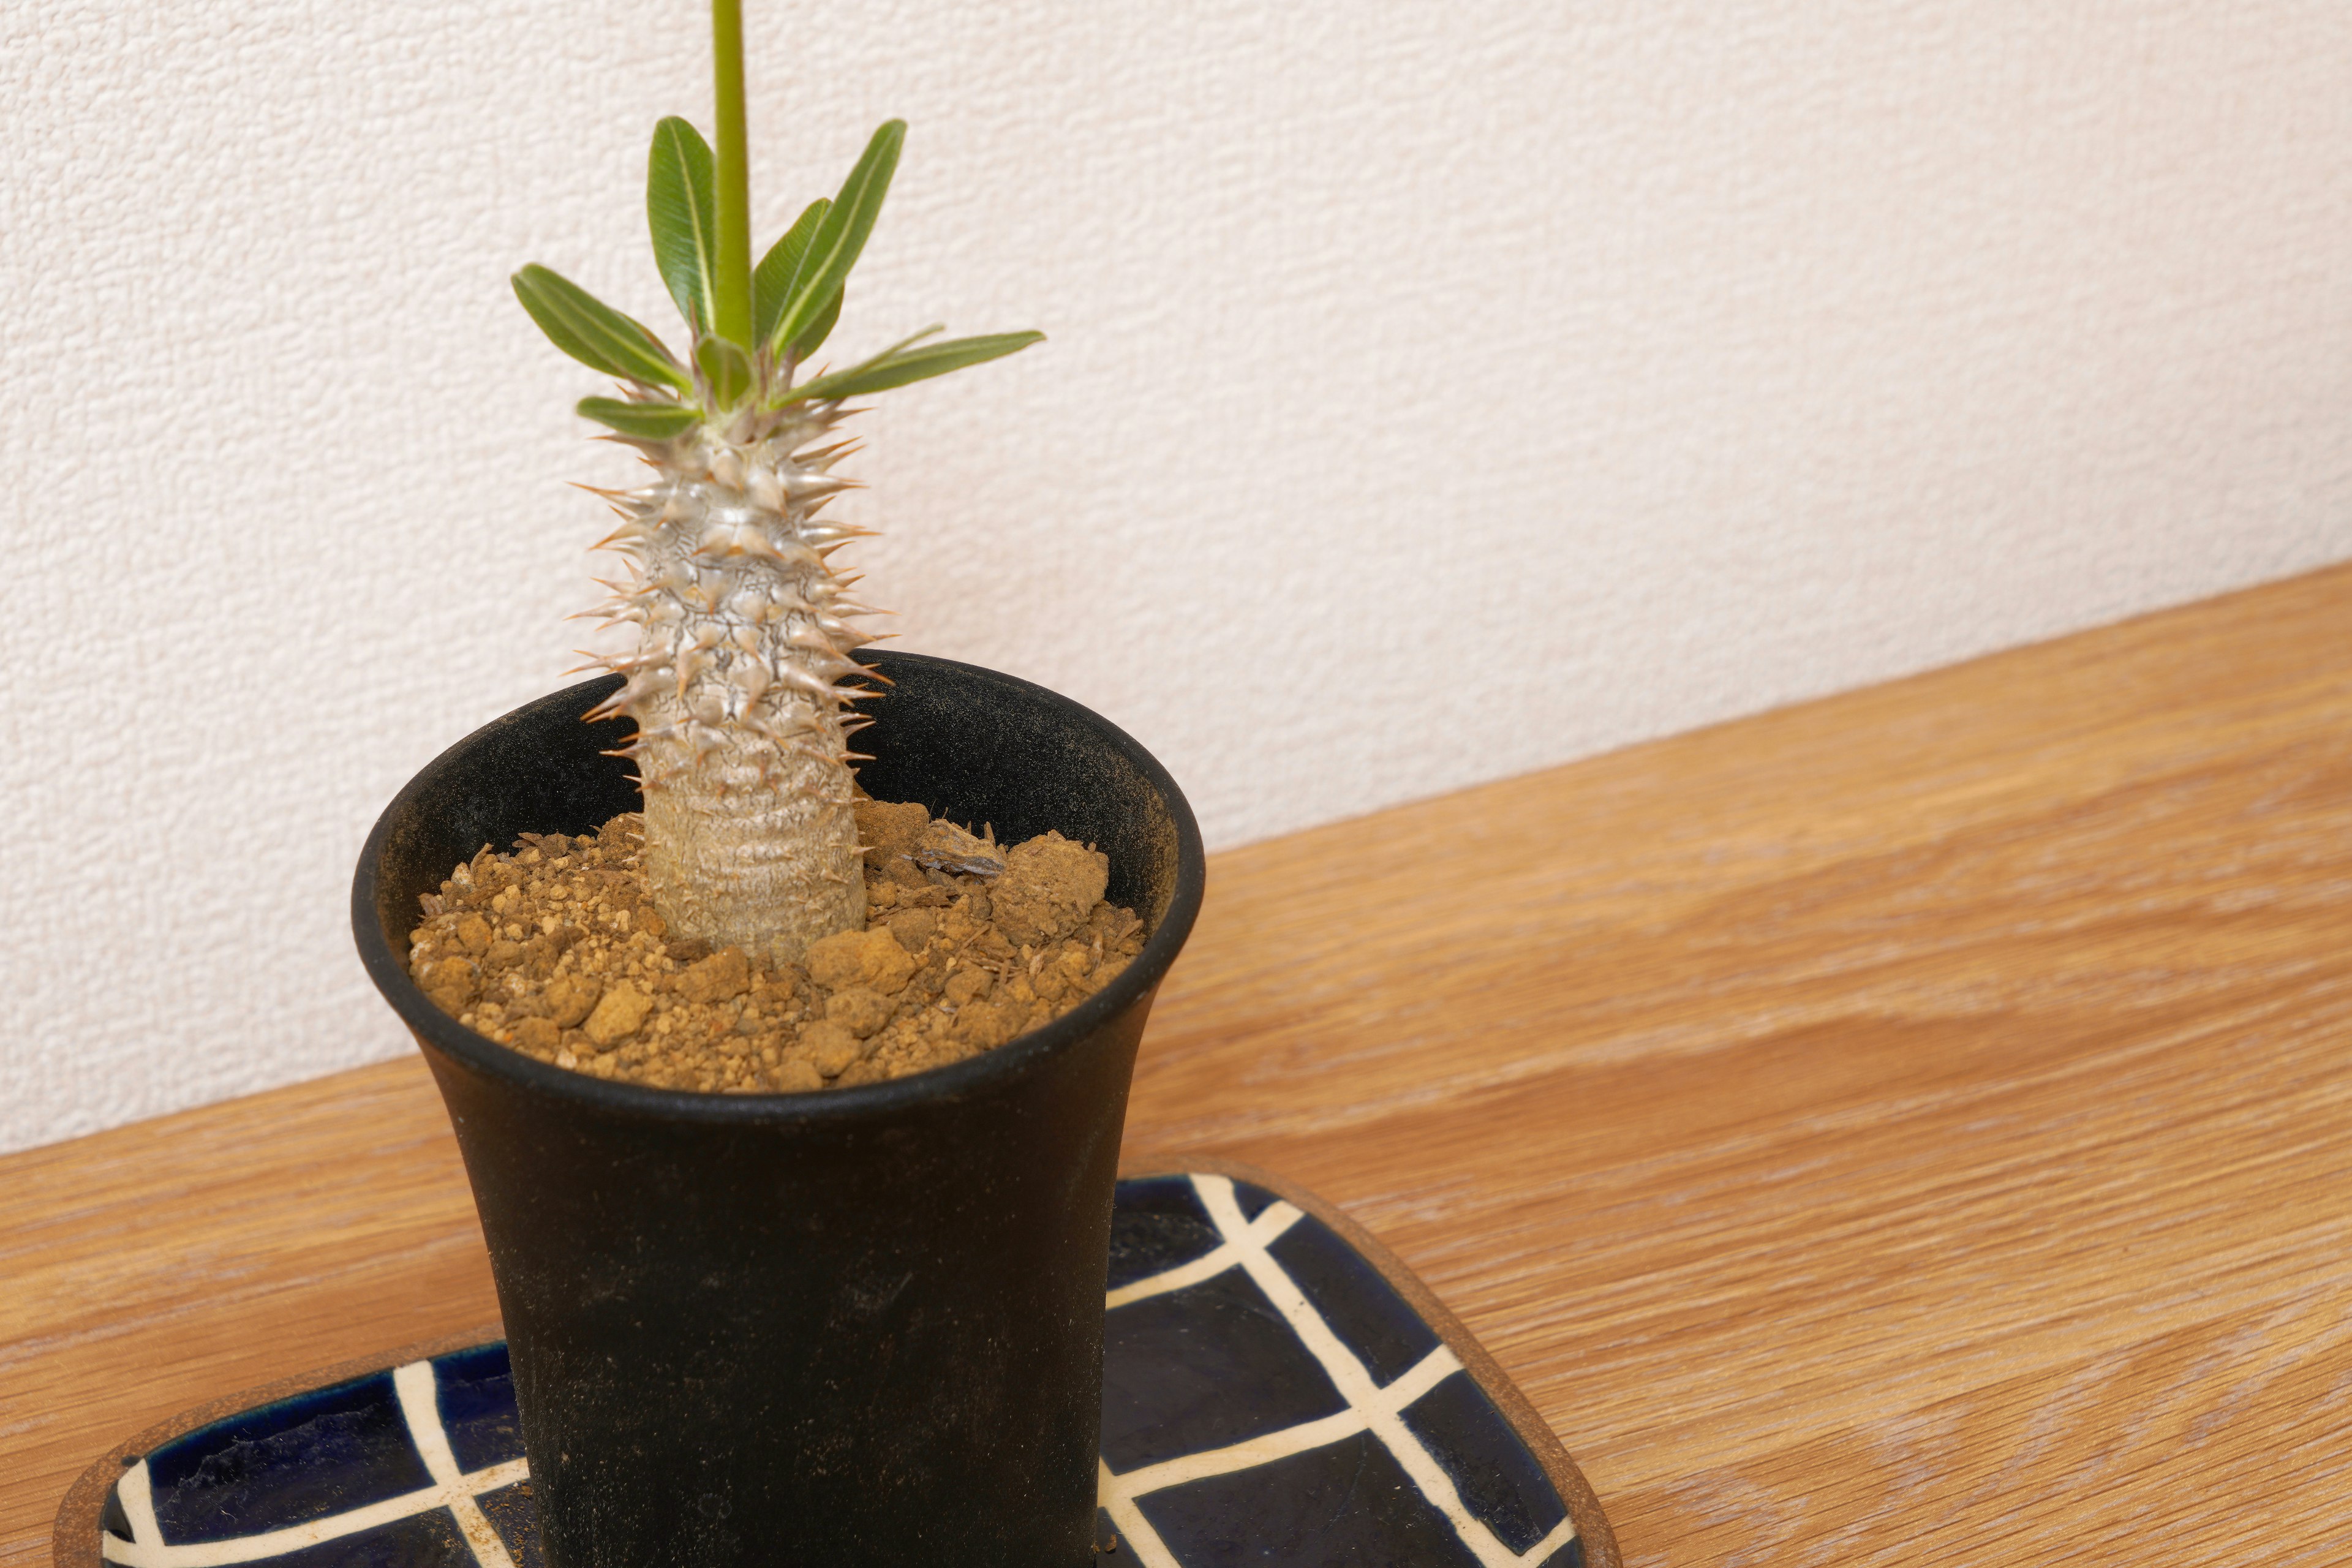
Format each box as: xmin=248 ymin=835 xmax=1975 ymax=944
xmin=352 ymin=652 xmax=1204 ymax=1568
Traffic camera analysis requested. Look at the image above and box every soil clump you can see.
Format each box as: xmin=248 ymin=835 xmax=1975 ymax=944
xmin=406 ymin=801 xmax=1143 ymax=1093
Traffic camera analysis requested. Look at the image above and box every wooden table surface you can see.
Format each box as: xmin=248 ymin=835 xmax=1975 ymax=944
xmin=9 ymin=564 xmax=2352 ymax=1566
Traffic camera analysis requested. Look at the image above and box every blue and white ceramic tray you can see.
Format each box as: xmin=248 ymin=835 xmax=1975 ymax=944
xmin=57 ymin=1166 xmax=1617 ymax=1568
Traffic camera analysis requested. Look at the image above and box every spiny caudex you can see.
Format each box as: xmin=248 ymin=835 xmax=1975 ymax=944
xmin=512 ymin=17 xmax=1038 ymax=965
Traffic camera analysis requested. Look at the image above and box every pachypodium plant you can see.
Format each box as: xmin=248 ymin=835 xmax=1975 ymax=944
xmin=511 ymin=2 xmax=1038 ymax=964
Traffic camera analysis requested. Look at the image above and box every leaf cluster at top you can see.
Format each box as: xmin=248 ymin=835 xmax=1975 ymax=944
xmin=513 ymin=119 xmax=1040 ymax=440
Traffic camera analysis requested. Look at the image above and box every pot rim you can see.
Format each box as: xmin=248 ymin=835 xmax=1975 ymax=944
xmin=350 ymin=649 xmax=1205 ymax=1125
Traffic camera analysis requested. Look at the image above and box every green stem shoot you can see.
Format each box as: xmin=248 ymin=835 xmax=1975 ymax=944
xmin=709 ymin=0 xmax=754 ymax=349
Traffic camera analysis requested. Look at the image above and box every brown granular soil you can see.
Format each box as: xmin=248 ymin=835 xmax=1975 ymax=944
xmin=405 ymin=801 xmax=1145 ymax=1093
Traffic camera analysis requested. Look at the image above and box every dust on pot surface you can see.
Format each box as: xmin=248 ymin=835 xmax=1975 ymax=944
xmin=352 ymin=650 xmax=1204 ymax=1568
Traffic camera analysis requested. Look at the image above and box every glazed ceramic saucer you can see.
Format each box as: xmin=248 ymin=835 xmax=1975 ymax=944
xmin=58 ymin=1166 xmax=1616 ymax=1567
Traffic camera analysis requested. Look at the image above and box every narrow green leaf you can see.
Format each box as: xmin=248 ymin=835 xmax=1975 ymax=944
xmin=695 ymin=334 xmax=755 ymax=410
xmin=578 ymin=397 xmax=701 ymax=440
xmin=765 ymin=120 xmax=905 ymax=356
xmin=788 ymin=285 xmax=842 ymax=361
xmin=646 ymin=117 xmax=718 ymax=333
xmin=752 ymin=199 xmax=829 ymax=348
xmin=513 ymin=265 xmax=689 ymax=392
xmin=778 ymin=323 xmax=939 ymax=402
xmin=780 ymin=329 xmax=1043 ymax=404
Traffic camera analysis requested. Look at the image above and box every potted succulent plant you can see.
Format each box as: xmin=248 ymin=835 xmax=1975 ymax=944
xmin=351 ymin=6 xmax=1204 ymax=1566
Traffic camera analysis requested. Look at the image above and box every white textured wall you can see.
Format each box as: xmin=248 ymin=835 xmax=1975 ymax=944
xmin=4 ymin=0 xmax=2349 ymax=1153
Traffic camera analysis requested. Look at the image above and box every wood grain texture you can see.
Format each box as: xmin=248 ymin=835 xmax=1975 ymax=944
xmin=9 ymin=562 xmax=2352 ymax=1565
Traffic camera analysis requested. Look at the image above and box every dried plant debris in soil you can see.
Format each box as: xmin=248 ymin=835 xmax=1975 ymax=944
xmin=407 ymin=801 xmax=1144 ymax=1093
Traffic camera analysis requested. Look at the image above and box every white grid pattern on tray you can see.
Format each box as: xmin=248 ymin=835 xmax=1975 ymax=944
xmin=99 ymin=1362 xmax=526 ymax=1568
xmin=96 ymin=1172 xmax=1577 ymax=1568
xmin=1095 ymin=1175 xmax=1578 ymax=1568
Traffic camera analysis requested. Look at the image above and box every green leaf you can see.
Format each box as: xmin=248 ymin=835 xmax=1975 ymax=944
xmin=788 ymin=285 xmax=842 ymax=361
xmin=646 ymin=117 xmax=718 ymax=334
xmin=695 ymin=334 xmax=755 ymax=410
xmin=513 ymin=265 xmax=689 ymax=392
xmin=779 ymin=323 xmax=938 ymax=400
xmin=764 ymin=120 xmax=905 ymax=356
xmin=578 ymin=397 xmax=701 ymax=440
xmin=753 ymin=198 xmax=828 ymax=349
xmin=780 ymin=329 xmax=1044 ymax=404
